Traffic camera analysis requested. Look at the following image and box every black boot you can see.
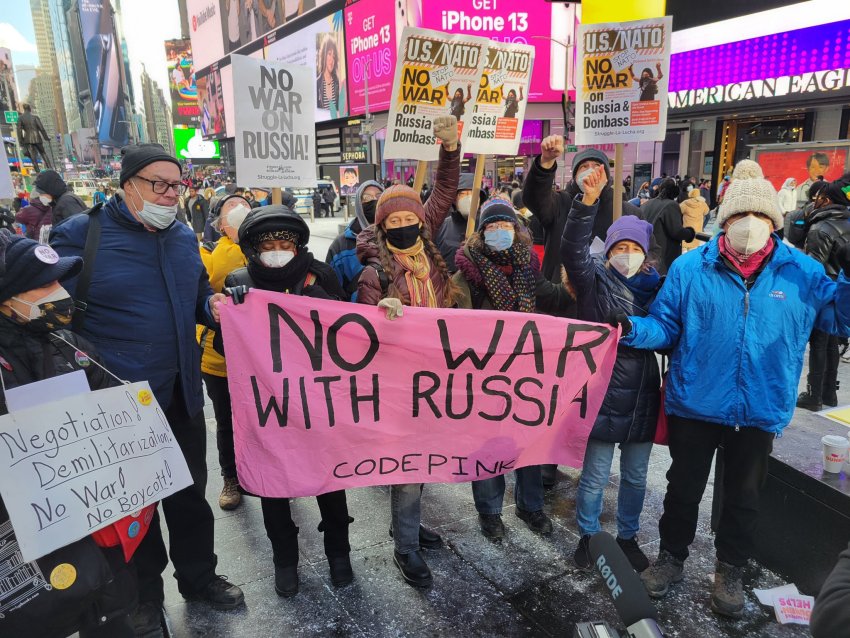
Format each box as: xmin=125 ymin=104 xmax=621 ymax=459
xmin=274 ymin=565 xmax=299 ymax=597
xmin=393 ymin=550 xmax=433 ymax=587
xmin=328 ymin=555 xmax=354 ymax=587
xmin=824 ymin=377 xmax=840 ymax=408
xmin=541 ymin=464 xmax=558 ymax=489
xmin=797 ymin=385 xmax=823 ymax=411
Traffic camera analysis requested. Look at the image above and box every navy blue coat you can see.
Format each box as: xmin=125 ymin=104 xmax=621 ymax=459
xmin=51 ymin=195 xmax=215 ymax=416
xmin=561 ymin=198 xmax=661 ymax=443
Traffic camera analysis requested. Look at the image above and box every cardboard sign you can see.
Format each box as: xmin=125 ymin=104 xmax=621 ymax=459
xmin=0 ymin=382 xmax=192 ymax=561
xmin=383 ymin=27 xmax=489 ymax=161
xmin=575 ymin=16 xmax=673 ymax=145
xmin=232 ymin=54 xmax=316 ymax=188
xmin=464 ymin=41 xmax=535 ymax=156
xmin=220 ymin=291 xmax=619 ymax=498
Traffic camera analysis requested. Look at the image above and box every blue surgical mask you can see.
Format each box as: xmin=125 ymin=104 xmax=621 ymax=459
xmin=484 ymin=228 xmax=514 ymax=251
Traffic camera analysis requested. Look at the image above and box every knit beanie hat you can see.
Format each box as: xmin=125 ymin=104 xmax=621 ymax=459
xmin=572 ymin=148 xmax=611 ymax=181
xmin=477 ymin=199 xmax=517 ymax=231
xmin=375 ymin=185 xmax=426 ymax=226
xmin=119 ymin=143 xmax=182 ymax=186
xmin=822 ymin=174 xmax=850 ymax=206
xmin=603 ymin=215 xmax=653 ymax=256
xmin=0 ymin=231 xmax=82 ymax=302
xmin=716 ymin=160 xmax=783 ymax=229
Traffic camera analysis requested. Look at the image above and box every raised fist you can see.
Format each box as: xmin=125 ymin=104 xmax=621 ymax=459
xmin=540 ymin=135 xmax=565 ymax=168
xmin=433 ymin=115 xmax=459 ymax=151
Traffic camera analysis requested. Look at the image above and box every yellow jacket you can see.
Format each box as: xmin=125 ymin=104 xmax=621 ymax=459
xmin=197 ymin=236 xmax=247 ymax=377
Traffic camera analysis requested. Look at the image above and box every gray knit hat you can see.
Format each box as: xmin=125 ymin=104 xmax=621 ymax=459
xmin=717 ymin=160 xmax=783 ymax=230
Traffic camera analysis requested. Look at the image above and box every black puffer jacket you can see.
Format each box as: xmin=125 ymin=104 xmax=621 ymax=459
xmin=639 ymin=196 xmax=695 ymax=275
xmin=0 ymin=321 xmax=137 ymax=635
xmin=804 ymin=204 xmax=850 ymax=279
xmin=523 ymin=155 xmax=640 ymax=283
xmin=560 ymin=198 xmax=661 ymax=443
xmin=435 ymin=208 xmax=467 ymax=273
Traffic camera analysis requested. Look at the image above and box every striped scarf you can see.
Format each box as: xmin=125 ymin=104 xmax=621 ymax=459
xmin=387 ymin=238 xmax=439 ymax=308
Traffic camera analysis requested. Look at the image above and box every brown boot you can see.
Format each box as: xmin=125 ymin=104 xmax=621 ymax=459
xmin=218 ymin=476 xmax=241 ymax=510
xmin=711 ymin=560 xmax=744 ymax=619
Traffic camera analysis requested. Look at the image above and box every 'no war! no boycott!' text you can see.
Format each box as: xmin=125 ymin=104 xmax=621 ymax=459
xmin=220 ymin=292 xmax=619 ymax=498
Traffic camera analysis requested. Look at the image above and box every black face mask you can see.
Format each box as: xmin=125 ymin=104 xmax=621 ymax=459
xmin=361 ymin=200 xmax=377 ymax=224
xmin=385 ymin=224 xmax=421 ymax=250
xmin=20 ymin=297 xmax=76 ymax=334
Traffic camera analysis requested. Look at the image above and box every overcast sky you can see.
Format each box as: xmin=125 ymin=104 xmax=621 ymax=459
xmin=1 ymin=0 xmax=181 ymax=111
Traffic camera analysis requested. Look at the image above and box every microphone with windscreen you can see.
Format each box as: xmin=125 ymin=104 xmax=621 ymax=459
xmin=587 ymin=531 xmax=664 ymax=638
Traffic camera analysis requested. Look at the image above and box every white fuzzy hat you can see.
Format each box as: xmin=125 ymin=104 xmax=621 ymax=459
xmin=717 ymin=160 xmax=783 ymax=230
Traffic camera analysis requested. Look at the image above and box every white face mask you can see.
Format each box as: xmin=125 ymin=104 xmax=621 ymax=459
xmin=38 ymin=195 xmax=52 ymax=206
xmin=259 ymin=250 xmax=295 ymax=268
xmin=456 ymin=195 xmax=471 ymax=218
xmin=576 ymin=167 xmax=596 ymax=193
xmin=609 ymin=253 xmax=645 ymax=278
xmin=12 ymin=288 xmax=71 ymax=321
xmin=131 ymin=181 xmax=178 ymax=230
xmin=726 ymin=215 xmax=771 ymax=256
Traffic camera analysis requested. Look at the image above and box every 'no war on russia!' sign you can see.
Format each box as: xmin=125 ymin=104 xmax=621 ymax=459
xmin=220 ymin=292 xmax=620 ymax=498
xmin=0 ymin=382 xmax=192 ymax=561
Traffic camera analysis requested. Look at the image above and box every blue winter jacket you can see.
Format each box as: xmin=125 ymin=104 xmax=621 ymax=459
xmin=325 ymin=219 xmax=363 ymax=301
xmin=622 ymin=235 xmax=850 ymax=433
xmin=51 ymin=195 xmax=215 ymax=416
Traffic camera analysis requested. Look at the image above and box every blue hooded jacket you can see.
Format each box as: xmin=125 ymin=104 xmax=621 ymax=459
xmin=51 ymin=195 xmax=215 ymax=415
xmin=622 ymin=235 xmax=850 ymax=433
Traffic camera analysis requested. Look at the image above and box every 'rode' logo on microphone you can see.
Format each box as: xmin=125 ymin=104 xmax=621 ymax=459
xmin=596 ymin=554 xmax=623 ymax=600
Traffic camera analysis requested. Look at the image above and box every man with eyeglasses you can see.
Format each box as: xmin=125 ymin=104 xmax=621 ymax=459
xmin=51 ymin=143 xmax=244 ymax=637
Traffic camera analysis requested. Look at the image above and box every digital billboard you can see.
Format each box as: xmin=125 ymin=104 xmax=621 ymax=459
xmin=174 ymin=127 xmax=221 ymax=160
xmin=165 ymin=39 xmax=200 ymax=127
xmin=266 ymin=10 xmax=349 ymax=121
xmin=197 ymin=64 xmax=227 ymax=139
xmin=0 ymin=48 xmax=18 ymax=115
xmin=222 ymin=0 xmax=335 ymax=53
xmin=77 ymin=0 xmax=129 ymax=148
xmin=187 ymin=0 xmax=226 ymax=70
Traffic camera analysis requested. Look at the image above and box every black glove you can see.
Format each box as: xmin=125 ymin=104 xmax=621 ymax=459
xmin=838 ymin=243 xmax=850 ymax=278
xmin=224 ymin=285 xmax=249 ymax=305
xmin=680 ymin=227 xmax=697 ymax=243
xmin=606 ymin=309 xmax=632 ymax=336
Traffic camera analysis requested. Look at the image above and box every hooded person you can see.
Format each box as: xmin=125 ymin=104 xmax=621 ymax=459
xmin=778 ymin=177 xmax=797 ymax=214
xmin=222 ymin=205 xmax=354 ymax=597
xmin=559 ymin=165 xmax=662 ymax=574
xmin=14 ymin=185 xmax=53 ymax=240
xmin=613 ymin=160 xmax=850 ymax=619
xmin=435 ymin=172 xmax=488 ymax=272
xmin=325 ymin=179 xmax=384 ymax=300
xmin=785 ymin=179 xmax=828 ymax=249
xmin=639 ymin=177 xmax=697 ymax=274
xmin=352 ymin=118 xmax=460 ymax=590
xmin=680 ymin=188 xmax=710 ymax=252
xmin=33 ymin=169 xmax=86 ymax=227
xmin=522 ymin=138 xmax=640 ymax=284
xmin=0 ymin=231 xmax=156 ymax=637
xmin=50 ymin=143 xmax=243 ymax=635
xmin=452 ymin=199 xmax=553 ymax=540
xmin=197 ymin=193 xmax=252 ymax=511
xmin=796 ymin=173 xmax=850 ymax=411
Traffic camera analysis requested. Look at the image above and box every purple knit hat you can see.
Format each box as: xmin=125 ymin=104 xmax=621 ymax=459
xmin=603 ymin=215 xmax=653 ymax=256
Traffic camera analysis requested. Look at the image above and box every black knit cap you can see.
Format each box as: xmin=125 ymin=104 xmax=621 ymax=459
xmin=119 ymin=143 xmax=182 ymax=186
xmin=0 ymin=230 xmax=82 ymax=302
xmin=823 ymin=173 xmax=850 ymax=206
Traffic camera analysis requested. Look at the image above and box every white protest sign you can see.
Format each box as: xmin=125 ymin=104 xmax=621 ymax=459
xmin=465 ymin=41 xmax=534 ymax=156
xmin=575 ymin=16 xmax=673 ymax=145
xmin=0 ymin=143 xmax=14 ymax=200
xmin=232 ymin=54 xmax=316 ymax=188
xmin=384 ymin=27 xmax=489 ymax=162
xmin=0 ymin=382 xmax=192 ymax=561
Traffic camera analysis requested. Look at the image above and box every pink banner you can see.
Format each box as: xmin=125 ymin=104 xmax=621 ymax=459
xmin=220 ymin=291 xmax=619 ymax=497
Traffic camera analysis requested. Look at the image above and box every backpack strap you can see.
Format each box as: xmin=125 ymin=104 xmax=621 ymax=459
xmin=70 ymin=202 xmax=105 ymax=332
xmin=367 ymin=263 xmax=390 ymax=297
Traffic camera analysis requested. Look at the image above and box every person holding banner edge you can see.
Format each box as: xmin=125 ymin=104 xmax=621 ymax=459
xmin=223 ymin=205 xmax=355 ymax=597
xmin=356 ymin=115 xmax=460 ymax=588
xmin=559 ymin=165 xmax=661 ymax=573
xmin=452 ymin=199 xmax=552 ymax=540
xmin=0 ymin=231 xmax=152 ymax=637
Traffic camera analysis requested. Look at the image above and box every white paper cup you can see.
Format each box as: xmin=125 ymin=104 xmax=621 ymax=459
xmin=822 ymin=435 xmax=849 ymax=474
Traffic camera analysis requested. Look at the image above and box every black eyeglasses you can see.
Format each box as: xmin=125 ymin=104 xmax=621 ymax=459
xmin=134 ymin=175 xmax=185 ymax=195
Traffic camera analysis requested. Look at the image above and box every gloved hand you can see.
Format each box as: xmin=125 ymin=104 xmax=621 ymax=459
xmin=224 ymin=285 xmax=250 ymax=305
xmin=838 ymin=243 xmax=850 ymax=278
xmin=606 ymin=309 xmax=632 ymax=337
xmin=433 ymin=115 xmax=458 ymax=151
xmin=378 ymin=297 xmax=404 ymax=320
